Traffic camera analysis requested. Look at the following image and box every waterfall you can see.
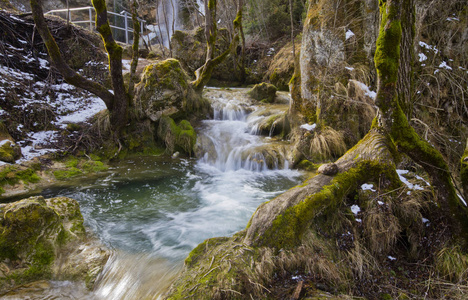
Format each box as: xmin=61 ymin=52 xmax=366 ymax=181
xmin=147 ymin=0 xmax=180 ymax=48
xmin=197 ymin=89 xmax=291 ymax=172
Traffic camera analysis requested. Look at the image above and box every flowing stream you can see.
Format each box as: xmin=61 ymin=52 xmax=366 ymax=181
xmin=3 ymin=89 xmax=304 ymax=299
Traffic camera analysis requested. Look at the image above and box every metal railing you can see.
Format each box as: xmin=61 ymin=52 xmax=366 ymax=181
xmin=45 ymin=6 xmax=146 ymax=45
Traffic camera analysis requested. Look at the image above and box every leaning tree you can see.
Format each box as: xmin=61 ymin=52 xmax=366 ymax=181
xmin=29 ymin=0 xmax=142 ymax=136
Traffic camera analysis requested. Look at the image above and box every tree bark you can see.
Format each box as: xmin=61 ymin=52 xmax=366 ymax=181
xmin=92 ymin=0 xmax=129 ymax=133
xmin=127 ymin=0 xmax=140 ymax=98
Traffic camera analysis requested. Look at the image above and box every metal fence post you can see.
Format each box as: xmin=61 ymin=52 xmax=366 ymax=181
xmin=89 ymin=7 xmax=93 ymax=31
xmin=124 ymin=11 xmax=129 ymax=44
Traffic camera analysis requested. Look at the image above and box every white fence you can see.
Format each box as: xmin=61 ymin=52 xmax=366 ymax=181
xmin=45 ymin=7 xmax=146 ymax=45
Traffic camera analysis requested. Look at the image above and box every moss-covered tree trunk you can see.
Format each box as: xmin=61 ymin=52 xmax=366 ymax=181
xmin=374 ymin=0 xmax=468 ymax=240
xmin=191 ymin=0 xmax=241 ymax=92
xmin=29 ymin=0 xmax=114 ymax=108
xmin=92 ymin=0 xmax=129 ymax=133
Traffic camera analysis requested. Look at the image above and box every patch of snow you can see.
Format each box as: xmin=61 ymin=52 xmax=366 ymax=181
xmin=56 ymin=96 xmax=106 ymax=127
xmin=345 ymin=67 xmax=354 ymax=71
xmin=438 ymin=61 xmax=452 ymax=70
xmin=17 ymin=131 xmax=60 ymax=162
xmin=422 ymin=218 xmax=429 ymax=224
xmin=396 ymin=169 xmax=424 ymax=191
xmin=345 ymin=29 xmax=355 ymax=40
xmin=300 ymin=123 xmax=316 ymax=131
xmin=418 ymin=53 xmax=427 ymax=62
xmin=122 ymin=59 xmax=131 ymax=72
xmin=351 ymin=205 xmax=361 ymax=215
xmin=361 ymin=183 xmax=376 ymax=192
xmin=415 ymin=175 xmax=430 ymax=186
xmin=38 ymin=58 xmax=49 ymax=69
xmin=446 ymin=17 xmax=459 ymax=21
xmin=355 ymin=218 xmax=362 ymax=223
xmin=378 ymin=201 xmax=384 ymax=205
xmin=388 ymin=256 xmax=397 ymax=261
xmin=0 ymin=139 xmax=12 ymax=146
xmin=458 ymin=194 xmax=467 ymax=206
xmin=419 ymin=41 xmax=439 ymax=54
xmin=356 ymin=81 xmax=377 ymax=100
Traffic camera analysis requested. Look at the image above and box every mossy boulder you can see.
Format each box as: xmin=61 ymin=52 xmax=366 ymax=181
xmin=133 ymin=59 xmax=209 ymax=123
xmin=264 ymin=40 xmax=302 ymax=91
xmin=0 ymin=140 xmax=22 ymax=163
xmin=248 ymin=82 xmax=278 ymax=103
xmin=157 ymin=116 xmax=197 ymax=156
xmin=0 ymin=196 xmax=110 ymax=293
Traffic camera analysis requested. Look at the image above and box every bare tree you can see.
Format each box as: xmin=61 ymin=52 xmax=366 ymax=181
xmin=29 ymin=0 xmax=140 ymax=136
xmin=191 ymin=0 xmax=243 ymax=92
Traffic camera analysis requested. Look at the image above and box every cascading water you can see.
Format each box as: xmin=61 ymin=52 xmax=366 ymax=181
xmin=3 ymin=89 xmax=304 ymax=299
xmin=197 ymin=89 xmax=291 ymax=172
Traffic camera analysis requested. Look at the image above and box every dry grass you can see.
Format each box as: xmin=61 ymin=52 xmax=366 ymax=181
xmin=346 ymin=240 xmax=380 ymax=280
xmin=436 ymin=246 xmax=468 ymax=283
xmin=363 ymin=204 xmax=401 ymax=255
xmin=309 ymin=126 xmax=347 ymax=161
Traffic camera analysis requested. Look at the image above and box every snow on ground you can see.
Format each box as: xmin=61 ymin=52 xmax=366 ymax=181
xmin=361 ymin=183 xmax=376 ymax=192
xmin=0 ymin=64 xmax=108 ymax=162
xmin=396 ymin=169 xmax=427 ymax=195
xmin=300 ymin=123 xmax=317 ymax=131
xmin=355 ymin=81 xmax=377 ymax=100
xmin=345 ymin=29 xmax=355 ymax=40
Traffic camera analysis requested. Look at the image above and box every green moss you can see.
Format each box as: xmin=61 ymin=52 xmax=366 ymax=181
xmin=158 ymin=116 xmax=197 ymax=156
xmin=248 ymin=82 xmax=277 ymax=103
xmin=296 ymin=159 xmax=319 ymax=171
xmin=67 ymin=123 xmax=81 ymax=131
xmin=256 ymin=160 xmax=400 ymax=249
xmin=53 ymin=167 xmax=83 ymax=180
xmin=0 ymin=166 xmax=41 ymax=191
xmin=374 ymin=0 xmax=402 ymax=114
xmin=82 ymin=160 xmax=107 ymax=173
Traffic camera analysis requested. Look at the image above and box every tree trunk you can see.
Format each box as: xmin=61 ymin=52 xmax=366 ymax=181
xmin=29 ymin=0 xmax=114 ymax=108
xmin=127 ymin=0 xmax=140 ymax=98
xmin=92 ymin=0 xmax=129 ymax=134
xmin=374 ymin=0 xmax=468 ymax=241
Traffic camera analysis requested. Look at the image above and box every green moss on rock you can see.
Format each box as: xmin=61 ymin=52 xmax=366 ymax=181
xmin=157 ymin=116 xmax=197 ymax=156
xmin=248 ymin=82 xmax=278 ymax=103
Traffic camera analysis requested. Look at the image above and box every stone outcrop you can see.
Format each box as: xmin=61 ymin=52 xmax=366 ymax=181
xmin=247 ymin=82 xmax=277 ymax=104
xmin=133 ymin=58 xmax=209 ymax=123
xmin=0 ymin=196 xmax=110 ymax=293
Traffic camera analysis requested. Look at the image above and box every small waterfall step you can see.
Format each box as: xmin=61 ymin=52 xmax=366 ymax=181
xmin=196 ymin=88 xmax=291 ymax=172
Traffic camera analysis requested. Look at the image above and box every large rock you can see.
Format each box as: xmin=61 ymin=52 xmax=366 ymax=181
xmin=264 ymin=40 xmax=301 ymax=91
xmin=0 ymin=123 xmax=21 ymax=163
xmin=248 ymin=82 xmax=278 ymax=103
xmin=0 ymin=196 xmax=110 ymax=293
xmin=133 ymin=59 xmax=208 ymax=123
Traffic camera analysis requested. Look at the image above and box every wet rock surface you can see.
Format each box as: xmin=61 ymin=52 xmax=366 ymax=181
xmin=0 ymin=196 xmax=110 ymax=295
